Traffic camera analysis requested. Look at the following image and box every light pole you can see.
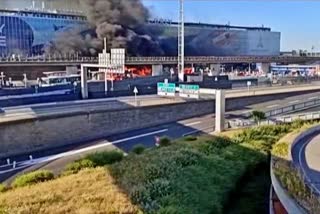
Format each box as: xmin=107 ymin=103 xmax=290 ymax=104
xmin=178 ymin=0 xmax=185 ymax=82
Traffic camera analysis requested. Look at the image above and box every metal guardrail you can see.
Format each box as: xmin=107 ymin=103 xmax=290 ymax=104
xmin=265 ymin=98 xmax=320 ymax=117
xmin=229 ymin=98 xmax=320 ymax=128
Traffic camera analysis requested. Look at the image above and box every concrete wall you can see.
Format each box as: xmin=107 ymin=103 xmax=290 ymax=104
xmin=1 ymin=89 xmax=320 ymax=159
xmin=0 ymin=100 xmax=214 ymax=159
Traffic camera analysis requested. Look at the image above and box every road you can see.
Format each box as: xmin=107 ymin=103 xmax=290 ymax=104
xmin=0 ymin=113 xmax=215 ymax=182
xmin=291 ymin=131 xmax=320 ymax=195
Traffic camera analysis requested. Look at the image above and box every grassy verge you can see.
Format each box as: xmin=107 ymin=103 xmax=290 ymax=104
xmin=0 ymin=168 xmax=141 ymax=214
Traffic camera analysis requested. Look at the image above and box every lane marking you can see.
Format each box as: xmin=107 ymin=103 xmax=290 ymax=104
xmin=0 ymin=129 xmax=168 ymax=175
xmin=298 ymin=138 xmax=320 ymax=195
xmin=266 ymin=104 xmax=279 ymax=109
xmin=289 ymin=100 xmax=300 ymax=104
xmin=184 ymin=121 xmax=201 ymax=126
xmin=308 ymin=97 xmax=317 ymax=100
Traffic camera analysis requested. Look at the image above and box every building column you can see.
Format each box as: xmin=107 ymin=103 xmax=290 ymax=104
xmin=215 ymin=89 xmax=225 ymax=133
xmin=152 ymin=64 xmax=163 ymax=76
xmin=210 ymin=64 xmax=221 ymax=76
xmin=81 ymin=65 xmax=88 ymax=99
xmin=257 ymin=63 xmax=270 ymax=75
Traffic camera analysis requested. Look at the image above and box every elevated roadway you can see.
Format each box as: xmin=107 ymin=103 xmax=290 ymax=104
xmin=2 ymin=84 xmax=320 ymax=123
xmin=1 ymin=55 xmax=320 ymax=66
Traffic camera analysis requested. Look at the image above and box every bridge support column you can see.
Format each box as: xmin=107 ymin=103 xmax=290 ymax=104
xmin=152 ymin=64 xmax=163 ymax=76
xmin=257 ymin=63 xmax=270 ymax=75
xmin=81 ymin=65 xmax=88 ymax=99
xmin=210 ymin=64 xmax=221 ymax=76
xmin=215 ymin=89 xmax=225 ymax=133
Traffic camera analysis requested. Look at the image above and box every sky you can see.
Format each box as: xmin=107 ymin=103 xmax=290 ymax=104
xmin=142 ymin=0 xmax=320 ymax=51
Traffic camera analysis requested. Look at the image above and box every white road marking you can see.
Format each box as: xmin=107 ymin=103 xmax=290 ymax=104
xmin=308 ymin=97 xmax=317 ymax=100
xmin=266 ymin=104 xmax=279 ymax=109
xmin=289 ymin=100 xmax=300 ymax=104
xmin=298 ymin=139 xmax=320 ymax=195
xmin=184 ymin=121 xmax=201 ymax=126
xmin=0 ymin=129 xmax=168 ymax=174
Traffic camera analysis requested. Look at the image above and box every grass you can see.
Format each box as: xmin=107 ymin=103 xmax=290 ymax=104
xmin=0 ymin=168 xmax=141 ymax=214
xmin=0 ymin=184 xmax=6 ymax=193
xmin=12 ymin=170 xmax=54 ymax=188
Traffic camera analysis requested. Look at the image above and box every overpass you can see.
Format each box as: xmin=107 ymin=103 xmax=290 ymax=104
xmin=1 ymin=55 xmax=320 ymax=67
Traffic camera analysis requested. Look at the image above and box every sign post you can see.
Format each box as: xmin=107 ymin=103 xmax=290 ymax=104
xmin=247 ymin=81 xmax=252 ymax=92
xmin=179 ymin=84 xmax=200 ymax=99
xmin=133 ymin=86 xmax=139 ymax=106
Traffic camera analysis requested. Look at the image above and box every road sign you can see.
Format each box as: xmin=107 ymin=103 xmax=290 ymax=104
xmin=179 ymin=84 xmax=200 ymax=99
xmin=157 ymin=82 xmax=176 ymax=97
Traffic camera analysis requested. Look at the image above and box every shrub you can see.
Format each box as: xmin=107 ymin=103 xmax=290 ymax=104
xmin=159 ymin=137 xmax=171 ymax=147
xmin=272 ymin=142 xmax=289 ymax=158
xmin=12 ymin=170 xmax=54 ymax=188
xmin=132 ymin=144 xmax=146 ymax=155
xmin=86 ymin=150 xmax=124 ymax=166
xmin=183 ymin=136 xmax=197 ymax=141
xmin=249 ymin=110 xmax=266 ymax=124
xmin=63 ymin=159 xmax=95 ymax=175
xmin=0 ymin=184 xmax=6 ymax=193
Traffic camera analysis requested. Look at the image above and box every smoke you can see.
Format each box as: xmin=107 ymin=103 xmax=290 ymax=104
xmin=46 ymin=0 xmax=164 ymax=56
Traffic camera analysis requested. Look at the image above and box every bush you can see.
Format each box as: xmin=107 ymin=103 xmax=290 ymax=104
xmin=249 ymin=110 xmax=266 ymax=124
xmin=12 ymin=170 xmax=54 ymax=188
xmin=159 ymin=137 xmax=171 ymax=147
xmin=183 ymin=136 xmax=197 ymax=141
xmin=132 ymin=144 xmax=146 ymax=155
xmin=63 ymin=159 xmax=95 ymax=175
xmin=0 ymin=184 xmax=6 ymax=193
xmin=272 ymin=142 xmax=289 ymax=158
xmin=86 ymin=150 xmax=124 ymax=166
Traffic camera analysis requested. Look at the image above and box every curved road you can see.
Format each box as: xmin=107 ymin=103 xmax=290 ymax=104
xmin=291 ymin=130 xmax=320 ymax=195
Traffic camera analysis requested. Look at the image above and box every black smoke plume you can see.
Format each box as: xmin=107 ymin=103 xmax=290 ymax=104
xmin=46 ymin=0 xmax=164 ymax=56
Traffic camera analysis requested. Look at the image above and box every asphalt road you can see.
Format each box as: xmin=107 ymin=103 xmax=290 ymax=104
xmin=0 ymin=113 xmax=215 ymax=182
xmin=291 ymin=131 xmax=320 ymax=196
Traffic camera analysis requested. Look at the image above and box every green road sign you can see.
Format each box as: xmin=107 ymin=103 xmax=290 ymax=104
xmin=157 ymin=82 xmax=176 ymax=96
xmin=179 ymin=84 xmax=200 ymax=99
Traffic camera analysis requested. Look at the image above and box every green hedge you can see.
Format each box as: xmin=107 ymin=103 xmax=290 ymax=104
xmin=12 ymin=170 xmax=54 ymax=188
xmin=86 ymin=150 xmax=124 ymax=166
xmin=132 ymin=144 xmax=146 ymax=155
xmin=63 ymin=159 xmax=95 ymax=175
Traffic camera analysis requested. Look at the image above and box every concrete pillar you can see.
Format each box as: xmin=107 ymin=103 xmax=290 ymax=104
xmin=152 ymin=64 xmax=163 ymax=76
xmin=215 ymin=90 xmax=225 ymax=133
xmin=257 ymin=63 xmax=270 ymax=75
xmin=81 ymin=65 xmax=88 ymax=99
xmin=210 ymin=64 xmax=221 ymax=76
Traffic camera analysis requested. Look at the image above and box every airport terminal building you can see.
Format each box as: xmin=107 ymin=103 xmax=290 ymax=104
xmin=0 ymin=0 xmax=281 ymax=57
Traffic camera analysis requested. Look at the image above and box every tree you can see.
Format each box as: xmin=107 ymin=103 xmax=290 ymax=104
xmin=249 ymin=110 xmax=266 ymax=125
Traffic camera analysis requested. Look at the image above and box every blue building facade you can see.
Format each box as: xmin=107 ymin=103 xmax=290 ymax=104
xmin=0 ymin=9 xmax=86 ymax=56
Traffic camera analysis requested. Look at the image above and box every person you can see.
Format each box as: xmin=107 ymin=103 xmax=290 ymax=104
xmin=155 ymin=136 xmax=160 ymax=147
